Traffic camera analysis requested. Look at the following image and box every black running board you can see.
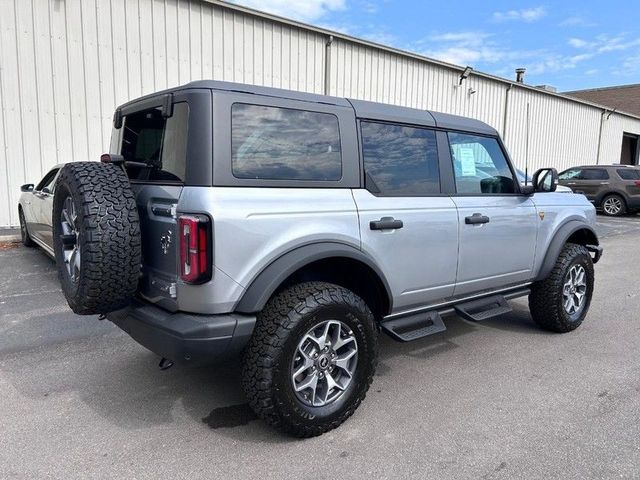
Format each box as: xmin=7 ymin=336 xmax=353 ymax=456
xmin=454 ymin=295 xmax=512 ymax=322
xmin=381 ymin=311 xmax=446 ymax=342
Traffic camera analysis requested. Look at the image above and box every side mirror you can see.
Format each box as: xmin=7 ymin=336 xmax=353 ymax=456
xmin=21 ymin=183 xmax=34 ymax=192
xmin=532 ymin=168 xmax=559 ymax=193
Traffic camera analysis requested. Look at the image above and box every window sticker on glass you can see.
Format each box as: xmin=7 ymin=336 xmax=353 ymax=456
xmin=458 ymin=148 xmax=476 ymax=176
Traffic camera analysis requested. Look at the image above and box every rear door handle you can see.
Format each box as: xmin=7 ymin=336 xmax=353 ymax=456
xmin=370 ymin=217 xmax=403 ymax=230
xmin=465 ymin=213 xmax=490 ymax=225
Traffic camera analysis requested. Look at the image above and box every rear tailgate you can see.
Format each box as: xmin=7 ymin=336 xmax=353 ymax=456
xmin=132 ymin=184 xmax=182 ymax=311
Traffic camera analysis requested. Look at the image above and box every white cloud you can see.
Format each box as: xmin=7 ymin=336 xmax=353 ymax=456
xmin=568 ymin=34 xmax=640 ymax=53
xmin=559 ymin=16 xmax=596 ymax=27
xmin=568 ymin=38 xmax=590 ymax=48
xmin=421 ymin=31 xmax=530 ymax=66
xmin=421 ymin=30 xmax=594 ymax=78
xmin=492 ymin=6 xmax=547 ymax=23
xmin=229 ymin=0 xmax=346 ymax=23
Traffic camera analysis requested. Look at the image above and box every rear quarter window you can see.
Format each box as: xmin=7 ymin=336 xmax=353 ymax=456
xmin=617 ymin=168 xmax=640 ymax=180
xmin=231 ymin=103 xmax=342 ymax=181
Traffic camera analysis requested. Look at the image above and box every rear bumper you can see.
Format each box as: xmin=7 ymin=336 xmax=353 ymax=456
xmin=107 ymin=299 xmax=256 ymax=366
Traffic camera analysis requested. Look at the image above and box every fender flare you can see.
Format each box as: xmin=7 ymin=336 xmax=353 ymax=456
xmin=234 ymin=242 xmax=393 ymax=314
xmin=535 ymin=220 xmax=599 ymax=281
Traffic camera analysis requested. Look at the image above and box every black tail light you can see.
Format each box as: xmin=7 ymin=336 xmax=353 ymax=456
xmin=178 ymin=215 xmax=212 ymax=284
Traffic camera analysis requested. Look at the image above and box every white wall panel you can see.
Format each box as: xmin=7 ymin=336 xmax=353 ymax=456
xmin=2 ymin=0 xmax=640 ymax=227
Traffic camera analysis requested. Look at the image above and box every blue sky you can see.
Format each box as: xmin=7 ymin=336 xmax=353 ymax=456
xmin=229 ymin=0 xmax=640 ymax=91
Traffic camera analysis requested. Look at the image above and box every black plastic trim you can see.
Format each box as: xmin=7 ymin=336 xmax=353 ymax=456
xmin=235 ymin=242 xmax=393 ymax=314
xmin=535 ymin=220 xmax=600 ymax=281
xmin=107 ymin=298 xmax=256 ymax=365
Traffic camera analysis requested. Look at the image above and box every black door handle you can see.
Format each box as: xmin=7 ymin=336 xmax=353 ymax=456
xmin=370 ymin=217 xmax=403 ymax=230
xmin=465 ymin=213 xmax=490 ymax=225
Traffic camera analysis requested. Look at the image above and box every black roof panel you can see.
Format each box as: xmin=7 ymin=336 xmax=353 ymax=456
xmin=118 ymin=80 xmax=499 ymax=136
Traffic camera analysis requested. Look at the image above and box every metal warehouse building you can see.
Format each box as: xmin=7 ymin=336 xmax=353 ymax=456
xmin=2 ymin=0 xmax=640 ymax=229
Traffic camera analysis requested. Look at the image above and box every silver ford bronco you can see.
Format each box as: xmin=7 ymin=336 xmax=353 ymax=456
xmin=49 ymin=80 xmax=602 ymax=437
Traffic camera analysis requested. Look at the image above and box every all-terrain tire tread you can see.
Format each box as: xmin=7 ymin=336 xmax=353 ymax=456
xmin=53 ymin=162 xmax=141 ymax=315
xmin=529 ymin=243 xmax=594 ymax=333
xmin=241 ymin=281 xmax=377 ymax=438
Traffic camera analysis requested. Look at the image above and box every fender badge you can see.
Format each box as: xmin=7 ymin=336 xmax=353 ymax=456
xmin=539 ymin=212 xmax=545 ymax=221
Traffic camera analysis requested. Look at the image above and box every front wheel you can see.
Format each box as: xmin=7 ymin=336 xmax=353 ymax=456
xmin=529 ymin=243 xmax=594 ymax=332
xmin=241 ymin=282 xmax=378 ymax=437
xmin=19 ymin=207 xmax=34 ymax=247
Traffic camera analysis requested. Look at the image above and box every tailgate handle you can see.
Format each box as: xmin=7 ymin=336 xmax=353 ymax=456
xmin=370 ymin=217 xmax=403 ymax=230
xmin=151 ymin=205 xmax=174 ymax=217
xmin=465 ymin=213 xmax=490 ymax=225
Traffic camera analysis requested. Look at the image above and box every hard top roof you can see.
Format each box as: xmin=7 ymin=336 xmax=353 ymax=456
xmin=118 ymin=80 xmax=498 ymax=136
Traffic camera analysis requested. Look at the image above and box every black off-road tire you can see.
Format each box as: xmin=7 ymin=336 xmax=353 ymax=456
xmin=241 ymin=282 xmax=378 ymax=437
xmin=52 ymin=161 xmax=141 ymax=315
xmin=529 ymin=243 xmax=594 ymax=333
xmin=18 ymin=207 xmax=35 ymax=247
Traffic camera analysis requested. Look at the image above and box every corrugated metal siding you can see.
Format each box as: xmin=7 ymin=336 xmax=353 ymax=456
xmin=600 ymin=114 xmax=640 ymax=164
xmin=504 ymin=87 xmax=604 ymax=172
xmin=2 ymin=0 xmax=640 ymax=227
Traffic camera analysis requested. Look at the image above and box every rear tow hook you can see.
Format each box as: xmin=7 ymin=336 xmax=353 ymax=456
xmin=159 ymin=357 xmax=174 ymax=370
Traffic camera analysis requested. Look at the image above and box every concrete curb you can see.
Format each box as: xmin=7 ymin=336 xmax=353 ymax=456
xmin=0 ymin=235 xmax=21 ymax=243
xmin=0 ymin=228 xmax=21 ymax=244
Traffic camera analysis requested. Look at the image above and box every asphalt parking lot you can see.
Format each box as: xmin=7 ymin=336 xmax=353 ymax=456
xmin=1 ymin=215 xmax=640 ymax=479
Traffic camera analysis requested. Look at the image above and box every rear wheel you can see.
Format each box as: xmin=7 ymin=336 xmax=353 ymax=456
xmin=529 ymin=243 xmax=594 ymax=332
xmin=18 ymin=207 xmax=34 ymax=247
xmin=601 ymin=194 xmax=626 ymax=216
xmin=241 ymin=282 xmax=378 ymax=437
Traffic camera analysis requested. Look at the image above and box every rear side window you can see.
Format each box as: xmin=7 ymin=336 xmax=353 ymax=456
xmin=581 ymin=168 xmax=609 ymax=180
xmin=231 ymin=103 xmax=342 ymax=181
xmin=361 ymin=121 xmax=440 ymax=195
xmin=120 ymin=103 xmax=189 ymax=183
xmin=617 ymin=168 xmax=640 ymax=180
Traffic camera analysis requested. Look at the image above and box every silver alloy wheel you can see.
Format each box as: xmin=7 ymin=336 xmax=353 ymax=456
xmin=603 ymin=196 xmax=623 ymax=215
xmin=562 ymin=264 xmax=587 ymax=316
xmin=291 ymin=319 xmax=358 ymax=407
xmin=60 ymin=196 xmax=81 ymax=283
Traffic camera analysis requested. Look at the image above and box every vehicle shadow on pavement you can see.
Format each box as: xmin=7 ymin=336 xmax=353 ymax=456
xmin=0 ymin=245 xmax=547 ymax=442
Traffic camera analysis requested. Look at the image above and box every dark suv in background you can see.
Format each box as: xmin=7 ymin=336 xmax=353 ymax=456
xmin=558 ymin=165 xmax=640 ymax=216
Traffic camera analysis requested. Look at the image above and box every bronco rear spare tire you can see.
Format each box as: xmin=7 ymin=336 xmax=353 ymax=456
xmin=53 ymin=161 xmax=141 ymax=315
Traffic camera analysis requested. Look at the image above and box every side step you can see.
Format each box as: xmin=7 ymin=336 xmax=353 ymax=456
xmin=454 ymin=295 xmax=512 ymax=322
xmin=381 ymin=311 xmax=446 ymax=342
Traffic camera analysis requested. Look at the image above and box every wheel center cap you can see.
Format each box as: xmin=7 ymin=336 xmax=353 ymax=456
xmin=317 ymin=355 xmax=330 ymax=370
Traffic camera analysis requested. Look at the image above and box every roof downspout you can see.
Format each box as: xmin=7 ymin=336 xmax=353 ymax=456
xmin=596 ymin=108 xmax=615 ymax=164
xmin=324 ymin=35 xmax=334 ymax=96
xmin=502 ymin=83 xmax=513 ymax=142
